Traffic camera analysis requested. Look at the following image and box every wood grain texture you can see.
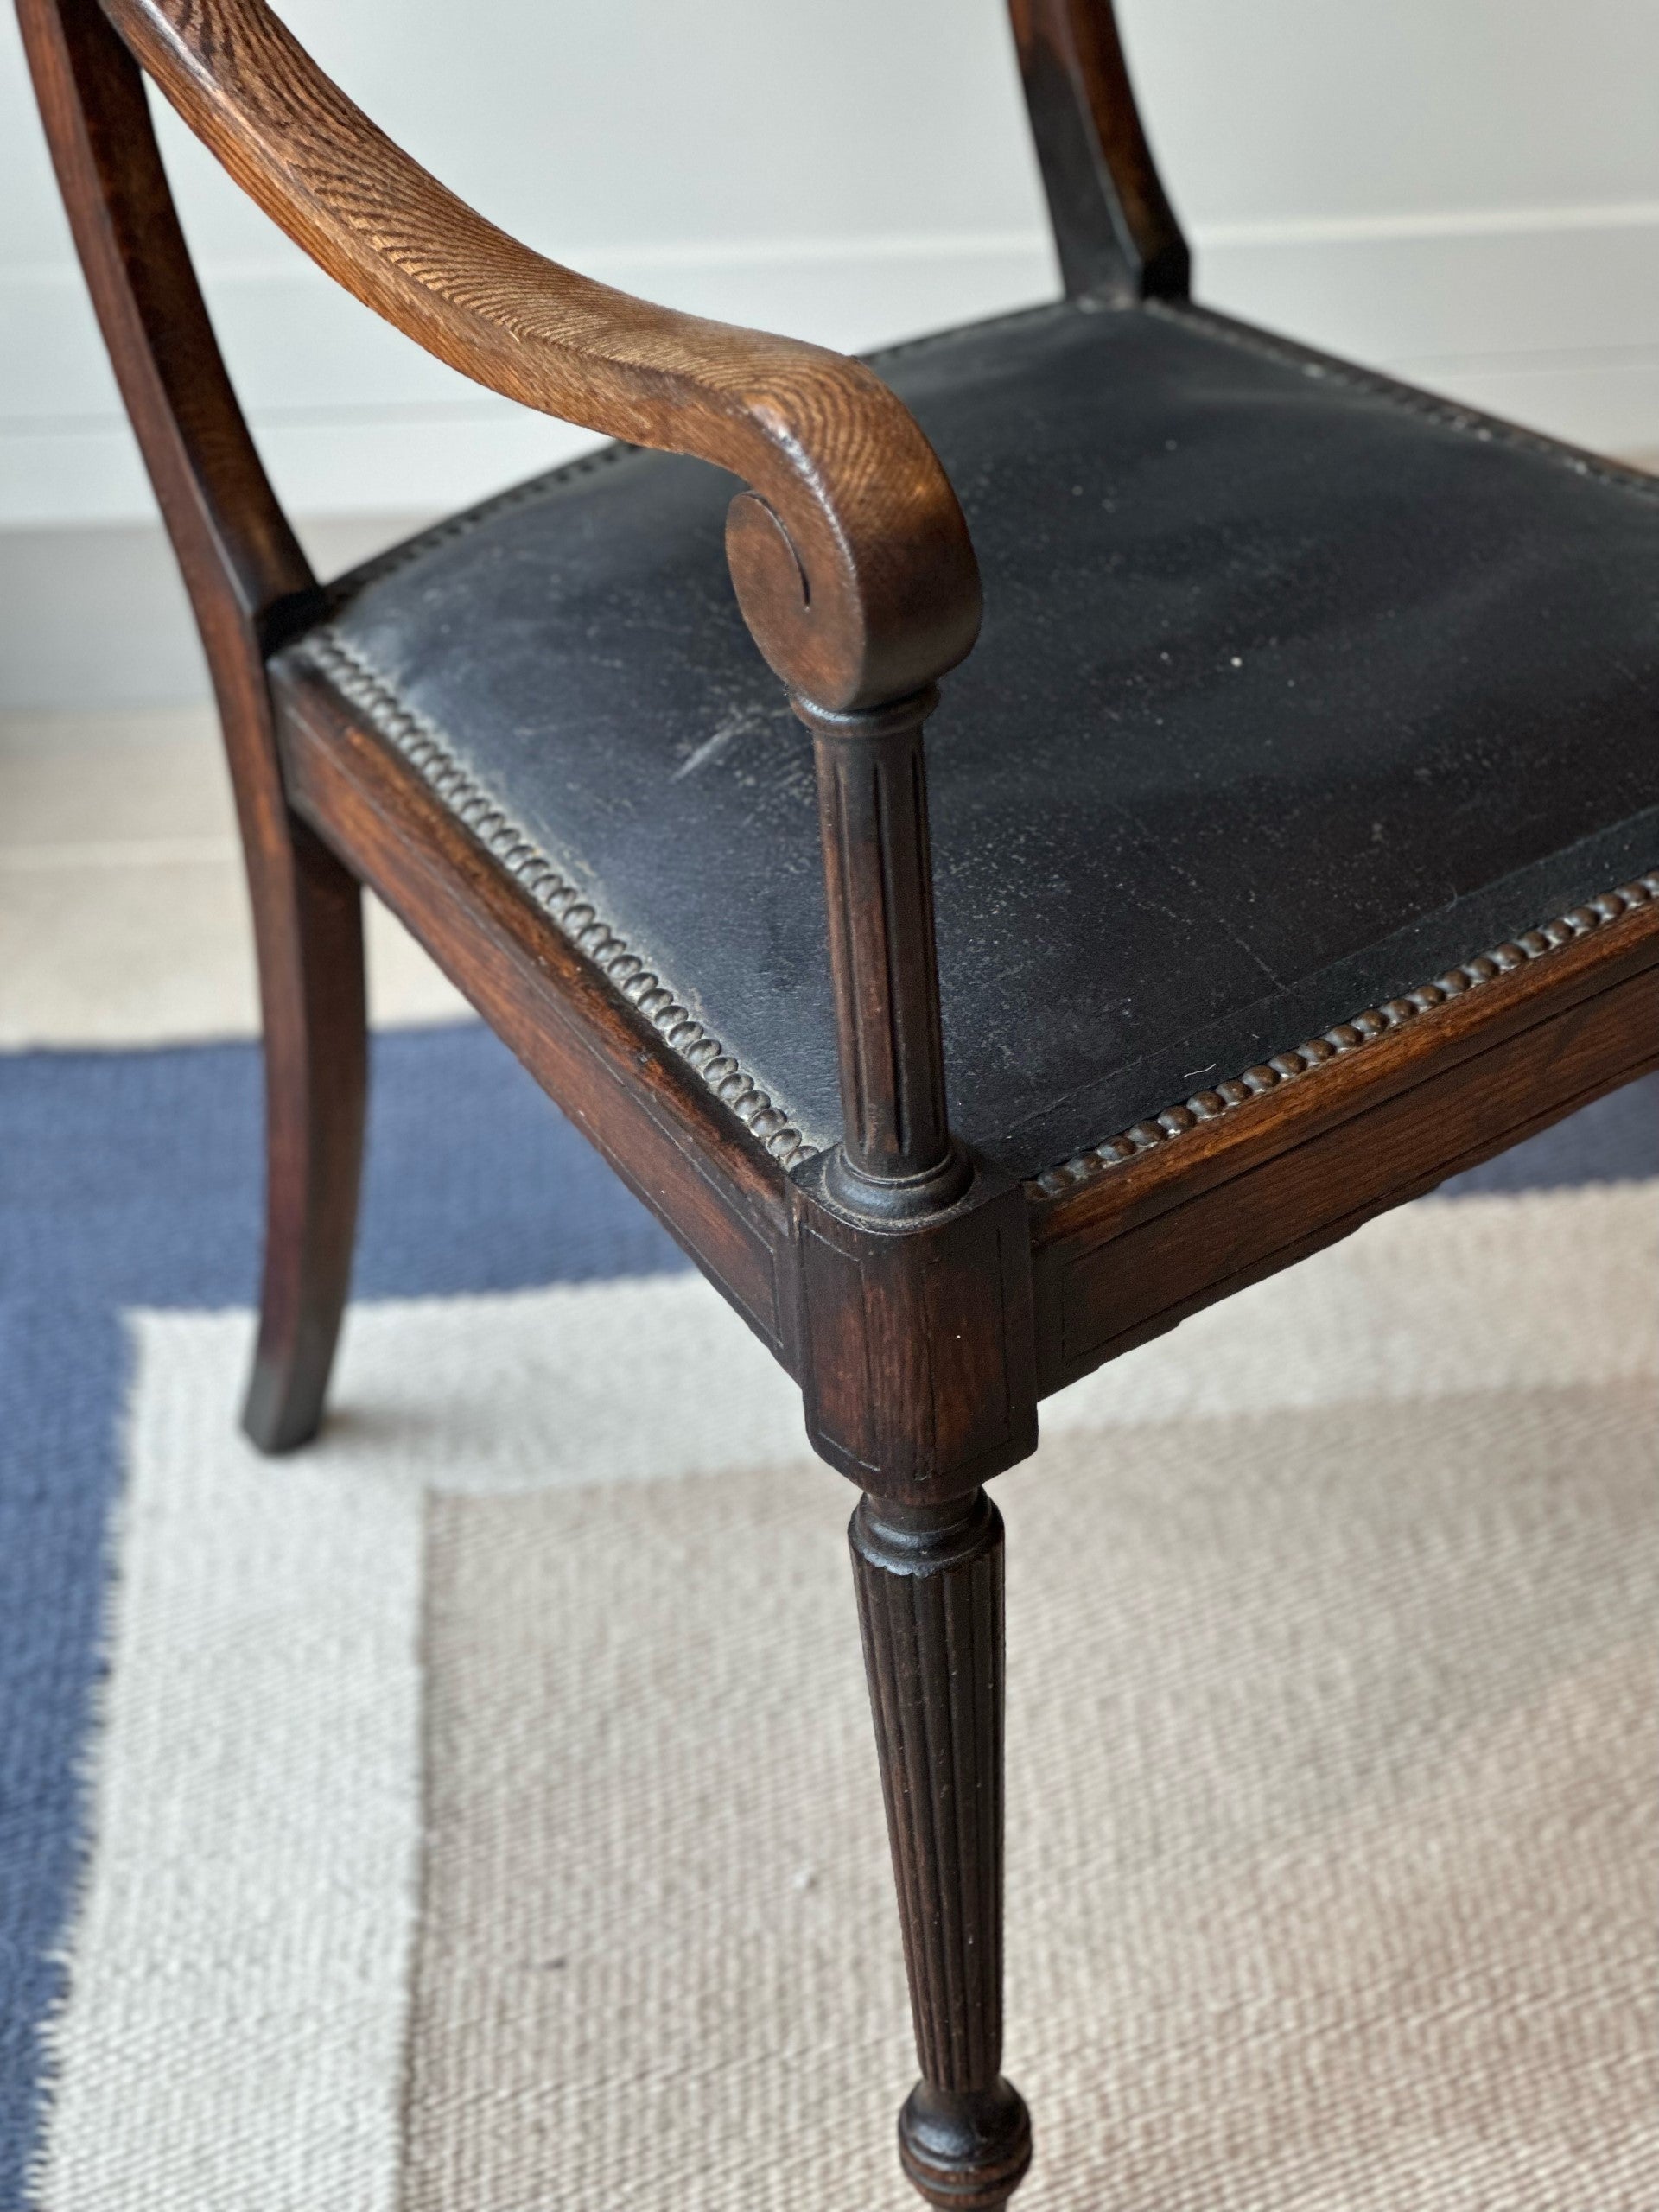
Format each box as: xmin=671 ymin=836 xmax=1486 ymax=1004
xmin=20 ymin=0 xmax=366 ymax=1452
xmin=1008 ymin=0 xmax=1188 ymax=301
xmin=1030 ymin=887 xmax=1659 ymax=1390
xmin=95 ymin=0 xmax=981 ymax=713
xmin=281 ymin=656 xmax=1043 ymax=1504
xmin=851 ymin=1490 xmax=1032 ymax=2210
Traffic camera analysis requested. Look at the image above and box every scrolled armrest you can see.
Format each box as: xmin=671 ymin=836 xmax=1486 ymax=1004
xmin=98 ymin=0 xmax=981 ymax=710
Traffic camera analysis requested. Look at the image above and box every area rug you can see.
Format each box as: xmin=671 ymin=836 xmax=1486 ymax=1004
xmin=3 ymin=1029 xmax=1656 ymax=2210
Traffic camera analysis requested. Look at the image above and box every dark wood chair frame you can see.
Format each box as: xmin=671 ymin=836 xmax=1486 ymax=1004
xmin=22 ymin=0 xmax=1659 ymax=2202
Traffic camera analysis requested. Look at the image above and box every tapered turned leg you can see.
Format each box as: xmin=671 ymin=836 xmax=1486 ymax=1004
xmin=850 ymin=1488 xmax=1031 ymax=2210
xmin=240 ymin=810 xmax=367 ymax=1453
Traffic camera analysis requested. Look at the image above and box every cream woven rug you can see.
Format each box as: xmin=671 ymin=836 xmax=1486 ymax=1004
xmin=34 ymin=1185 xmax=1659 ymax=2209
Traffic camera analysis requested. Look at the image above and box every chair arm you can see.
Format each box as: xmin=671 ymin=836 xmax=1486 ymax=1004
xmin=98 ymin=0 xmax=982 ymax=712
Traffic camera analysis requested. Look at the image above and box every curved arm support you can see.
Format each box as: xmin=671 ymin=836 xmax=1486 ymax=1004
xmin=98 ymin=0 xmax=982 ymax=712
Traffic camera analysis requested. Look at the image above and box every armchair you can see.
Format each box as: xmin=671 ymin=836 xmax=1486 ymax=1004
xmin=22 ymin=0 xmax=1659 ymax=2202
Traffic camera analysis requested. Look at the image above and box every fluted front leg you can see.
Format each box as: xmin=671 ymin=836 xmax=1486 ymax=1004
xmin=850 ymin=1489 xmax=1031 ymax=2210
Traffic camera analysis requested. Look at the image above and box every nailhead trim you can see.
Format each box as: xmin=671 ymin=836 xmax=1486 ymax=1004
xmin=1155 ymin=300 xmax=1659 ymax=509
xmin=308 ymin=300 xmax=1659 ymax=1199
xmin=303 ymin=629 xmax=814 ymax=1166
xmin=1028 ymin=874 xmax=1659 ymax=1198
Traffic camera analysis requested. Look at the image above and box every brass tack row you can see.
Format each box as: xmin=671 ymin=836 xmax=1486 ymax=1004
xmin=1031 ymin=873 xmax=1659 ymax=1198
xmin=308 ymin=631 xmax=812 ymax=1165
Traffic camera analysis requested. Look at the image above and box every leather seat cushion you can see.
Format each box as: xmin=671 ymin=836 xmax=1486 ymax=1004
xmin=285 ymin=298 xmax=1659 ymax=1180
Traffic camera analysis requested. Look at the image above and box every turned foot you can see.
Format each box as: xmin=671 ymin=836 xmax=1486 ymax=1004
xmin=899 ymin=2080 xmax=1032 ymax=2209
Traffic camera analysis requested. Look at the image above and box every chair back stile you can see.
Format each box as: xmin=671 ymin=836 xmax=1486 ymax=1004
xmin=19 ymin=0 xmax=371 ymax=1458
xmin=1008 ymin=0 xmax=1190 ymax=302
xmin=16 ymin=0 xmax=315 ymax=828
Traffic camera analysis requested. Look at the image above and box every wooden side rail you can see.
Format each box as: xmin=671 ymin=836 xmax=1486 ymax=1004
xmin=1008 ymin=0 xmax=1188 ymax=302
xmin=94 ymin=0 xmax=981 ymax=716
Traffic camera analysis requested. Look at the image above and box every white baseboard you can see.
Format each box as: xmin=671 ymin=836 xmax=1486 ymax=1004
xmin=1198 ymin=207 xmax=1659 ymax=456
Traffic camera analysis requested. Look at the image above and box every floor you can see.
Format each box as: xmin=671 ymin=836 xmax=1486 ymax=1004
xmin=0 ymin=706 xmax=470 ymax=1047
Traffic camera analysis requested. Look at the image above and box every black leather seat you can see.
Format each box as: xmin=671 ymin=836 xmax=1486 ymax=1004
xmin=285 ymin=296 xmax=1659 ymax=1183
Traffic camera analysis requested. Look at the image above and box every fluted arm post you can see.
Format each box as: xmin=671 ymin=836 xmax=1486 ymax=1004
xmin=793 ymin=687 xmax=969 ymax=1222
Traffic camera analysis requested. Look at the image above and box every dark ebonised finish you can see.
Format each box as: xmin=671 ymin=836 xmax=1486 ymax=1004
xmin=794 ymin=684 xmax=969 ymax=1220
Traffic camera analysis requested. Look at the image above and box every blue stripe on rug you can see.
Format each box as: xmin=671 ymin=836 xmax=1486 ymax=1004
xmin=0 ymin=1023 xmax=690 ymax=1312
xmin=0 ymin=1027 xmax=1652 ymax=2208
xmin=0 ymin=1023 xmax=684 ymax=2209
xmin=0 ymin=1303 xmax=127 ymax=2210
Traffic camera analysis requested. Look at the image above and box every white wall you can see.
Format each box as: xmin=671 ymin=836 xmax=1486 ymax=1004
xmin=4 ymin=0 xmax=1659 ymax=540
xmin=1128 ymin=0 xmax=1659 ymax=461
